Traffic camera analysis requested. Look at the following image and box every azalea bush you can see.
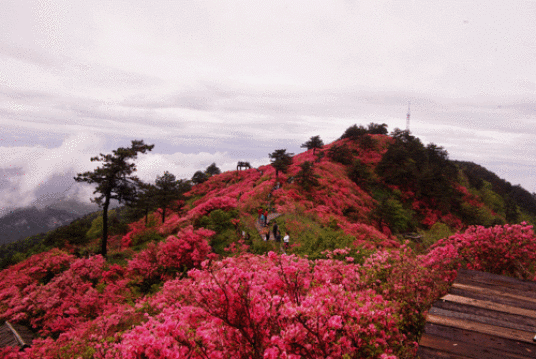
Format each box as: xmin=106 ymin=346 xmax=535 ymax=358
xmin=128 ymin=225 xmax=215 ymax=283
xmin=422 ymin=222 xmax=536 ymax=280
xmin=108 ymin=252 xmax=406 ymax=359
xmin=2 ymin=223 xmax=536 ymax=358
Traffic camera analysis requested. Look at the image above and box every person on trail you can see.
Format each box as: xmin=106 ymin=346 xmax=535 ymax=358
xmin=283 ymin=233 xmax=290 ymax=249
xmin=264 ymin=210 xmax=269 ymax=226
xmin=260 ymin=213 xmax=265 ymax=227
xmin=275 ymin=231 xmax=281 ymax=243
xmin=258 ymin=208 xmax=263 ymax=224
xmin=273 ymin=223 xmax=279 ymax=238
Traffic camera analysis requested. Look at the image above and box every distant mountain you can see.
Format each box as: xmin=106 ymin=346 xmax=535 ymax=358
xmin=0 ymin=207 xmax=81 ymax=245
xmin=0 ymin=198 xmax=121 ymax=246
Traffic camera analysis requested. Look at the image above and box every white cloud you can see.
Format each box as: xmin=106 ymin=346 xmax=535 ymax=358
xmin=0 ymin=0 xmax=534 ymax=205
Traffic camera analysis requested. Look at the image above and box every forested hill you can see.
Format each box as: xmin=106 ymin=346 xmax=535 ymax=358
xmin=454 ymin=160 xmax=536 ymax=217
xmin=2 ymin=124 xmax=536 ymax=358
xmin=2 ymin=124 xmax=535 ymax=268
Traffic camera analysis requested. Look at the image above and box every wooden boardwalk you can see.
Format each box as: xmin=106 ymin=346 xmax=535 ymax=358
xmin=417 ymin=269 xmax=536 ymax=358
xmin=0 ymin=321 xmax=35 ymax=349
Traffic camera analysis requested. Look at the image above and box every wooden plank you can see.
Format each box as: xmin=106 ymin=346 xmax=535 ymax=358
xmin=440 ymin=294 xmax=536 ymax=319
xmin=454 ymin=279 xmax=536 ymax=302
xmin=0 ymin=324 xmax=20 ymax=348
xmin=423 ymin=323 xmax=536 ymax=358
xmin=452 ymin=283 xmax=536 ymax=305
xmin=456 ymin=269 xmax=536 ymax=298
xmin=418 ymin=333 xmax=533 ymax=359
xmin=426 ymin=314 xmax=536 ymax=344
xmin=9 ymin=323 xmax=35 ymax=347
xmin=430 ymin=306 xmax=536 ymax=333
xmin=5 ymin=321 xmax=26 ymax=347
xmin=417 ymin=344 xmax=474 ymax=359
xmin=450 ymin=285 xmax=536 ymax=311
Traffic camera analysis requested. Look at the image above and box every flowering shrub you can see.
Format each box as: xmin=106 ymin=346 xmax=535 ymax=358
xmin=128 ymin=226 xmax=215 ymax=282
xmin=190 ymin=196 xmax=238 ymax=219
xmin=422 ymin=223 xmax=536 ymax=280
xmin=109 ymin=252 xmax=405 ymax=359
xmin=0 ymin=249 xmax=75 ymax=323
xmin=2 ymin=224 xmax=535 ymax=358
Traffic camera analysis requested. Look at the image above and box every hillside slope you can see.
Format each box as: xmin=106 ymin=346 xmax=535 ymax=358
xmin=2 ymin=128 xmax=536 ymax=358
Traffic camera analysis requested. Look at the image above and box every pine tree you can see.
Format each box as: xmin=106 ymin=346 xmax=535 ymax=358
xmin=295 ymin=161 xmax=319 ymax=191
xmin=301 ymin=135 xmax=324 ymax=154
xmin=269 ymin=149 xmax=294 ymax=180
xmin=74 ymin=140 xmax=154 ymax=258
xmin=192 ymin=170 xmax=208 ymax=184
xmin=154 ymin=171 xmax=191 ymax=223
xmin=126 ymin=181 xmax=158 ymax=226
xmin=205 ymin=163 xmax=221 ymax=176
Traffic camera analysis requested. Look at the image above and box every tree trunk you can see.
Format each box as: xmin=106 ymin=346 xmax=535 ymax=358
xmin=102 ymin=197 xmax=110 ymax=259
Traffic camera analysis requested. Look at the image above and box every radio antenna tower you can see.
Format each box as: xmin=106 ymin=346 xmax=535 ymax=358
xmin=406 ymin=101 xmax=411 ymax=131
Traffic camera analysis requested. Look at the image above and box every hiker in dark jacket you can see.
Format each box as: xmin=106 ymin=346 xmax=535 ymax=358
xmin=273 ymin=223 xmax=279 ymax=238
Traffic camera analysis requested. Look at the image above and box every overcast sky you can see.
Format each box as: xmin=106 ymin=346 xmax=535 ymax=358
xmin=1 ymin=0 xmax=535 ymax=216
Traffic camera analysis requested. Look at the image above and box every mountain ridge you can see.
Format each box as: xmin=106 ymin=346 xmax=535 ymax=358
xmin=1 ymin=127 xmax=536 ymax=358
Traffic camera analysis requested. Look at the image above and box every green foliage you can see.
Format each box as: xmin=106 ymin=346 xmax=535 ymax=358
xmin=0 ymin=236 xmax=48 ymax=270
xmin=292 ymin=227 xmax=357 ymax=260
xmin=376 ymin=130 xmax=460 ymax=215
xmin=249 ymin=236 xmax=278 ymax=255
xmin=459 ymin=202 xmax=502 ymax=227
xmin=420 ymin=222 xmax=456 ymax=249
xmin=456 ymin=161 xmax=536 ymax=222
xmin=153 ymin=171 xmax=190 ymax=223
xmin=205 ymin=163 xmax=221 ymax=176
xmin=340 ymin=123 xmax=388 ymax=140
xmin=301 ymin=135 xmax=324 ymax=154
xmin=455 ymin=160 xmax=511 ymax=196
xmin=269 ymin=149 xmax=294 ymax=179
xmin=366 ymin=122 xmax=388 ymax=135
xmin=509 ymin=184 xmax=536 ymax=216
xmin=505 ymin=196 xmax=520 ymax=223
xmin=197 ymin=209 xmax=240 ymax=254
xmin=86 ymin=210 xmax=123 ymax=240
xmin=41 ymin=211 xmax=101 ymax=248
xmin=295 ymin=161 xmax=320 ymax=191
xmin=378 ymin=198 xmax=415 ymax=233
xmin=192 ymin=170 xmax=208 ymax=184
xmin=106 ymin=248 xmax=133 ymax=266
xmin=327 ymin=143 xmax=353 ymax=165
xmin=369 ymin=189 xmax=415 ymax=233
xmin=272 ymin=214 xmax=361 ymax=260
xmin=347 ymin=159 xmax=372 ymax=188
xmin=340 ymin=124 xmax=367 ymax=140
xmin=358 ymin=135 xmax=377 ymax=151
xmin=74 ymin=139 xmax=154 ymax=258
xmin=474 ymin=181 xmax=505 ymax=217
xmin=376 ymin=129 xmax=423 ymax=187
xmin=130 ymin=230 xmax=166 ymax=251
